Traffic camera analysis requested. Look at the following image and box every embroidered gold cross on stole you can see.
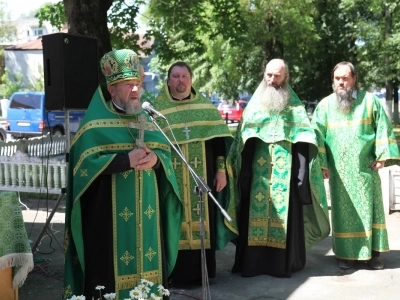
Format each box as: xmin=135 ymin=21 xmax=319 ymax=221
xmin=128 ymin=115 xmax=155 ymax=147
xmin=183 ymin=125 xmax=191 ymax=139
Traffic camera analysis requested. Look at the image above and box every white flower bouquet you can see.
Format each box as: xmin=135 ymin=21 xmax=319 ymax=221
xmin=67 ymin=279 xmax=170 ymax=300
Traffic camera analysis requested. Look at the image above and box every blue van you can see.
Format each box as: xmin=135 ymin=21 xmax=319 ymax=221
xmin=6 ymin=91 xmax=85 ymax=139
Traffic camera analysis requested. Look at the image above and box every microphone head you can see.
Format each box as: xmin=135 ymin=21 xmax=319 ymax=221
xmin=142 ymin=101 xmax=151 ymax=109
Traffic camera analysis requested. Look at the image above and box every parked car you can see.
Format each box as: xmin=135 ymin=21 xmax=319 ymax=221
xmin=0 ymin=98 xmax=9 ymax=141
xmin=210 ymin=99 xmax=220 ymax=107
xmin=218 ymin=100 xmax=248 ymax=123
xmin=6 ymin=91 xmax=85 ymax=139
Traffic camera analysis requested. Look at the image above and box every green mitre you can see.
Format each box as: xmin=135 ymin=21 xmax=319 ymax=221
xmin=100 ymin=49 xmax=141 ymax=86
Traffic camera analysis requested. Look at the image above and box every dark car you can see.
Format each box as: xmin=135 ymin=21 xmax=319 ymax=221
xmin=218 ymin=100 xmax=248 ymax=123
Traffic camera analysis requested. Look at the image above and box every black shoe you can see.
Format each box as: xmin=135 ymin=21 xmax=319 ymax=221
xmin=339 ymin=259 xmax=354 ymax=270
xmin=368 ymin=257 xmax=384 ymax=270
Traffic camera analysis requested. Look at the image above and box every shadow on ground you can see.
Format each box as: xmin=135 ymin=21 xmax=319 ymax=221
xmin=19 ymin=199 xmax=400 ymax=300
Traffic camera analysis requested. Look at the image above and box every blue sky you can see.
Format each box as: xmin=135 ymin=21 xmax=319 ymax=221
xmin=4 ymin=0 xmax=59 ymax=20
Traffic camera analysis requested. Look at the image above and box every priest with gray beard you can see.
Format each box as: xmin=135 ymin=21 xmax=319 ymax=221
xmin=312 ymin=61 xmax=400 ymax=271
xmin=227 ymin=59 xmax=330 ymax=278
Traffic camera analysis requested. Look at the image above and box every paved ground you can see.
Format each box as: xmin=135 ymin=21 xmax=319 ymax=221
xmin=19 ymin=197 xmax=400 ymax=300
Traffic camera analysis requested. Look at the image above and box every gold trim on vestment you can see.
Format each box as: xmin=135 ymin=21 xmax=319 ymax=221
xmin=333 ymin=230 xmax=372 ymax=238
xmin=372 ymin=223 xmax=387 ymax=230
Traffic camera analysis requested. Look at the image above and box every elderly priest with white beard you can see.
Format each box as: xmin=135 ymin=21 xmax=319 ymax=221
xmin=228 ymin=58 xmax=330 ymax=278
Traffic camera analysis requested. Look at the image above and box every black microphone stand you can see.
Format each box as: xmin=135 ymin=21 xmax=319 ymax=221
xmin=147 ymin=113 xmax=231 ymax=300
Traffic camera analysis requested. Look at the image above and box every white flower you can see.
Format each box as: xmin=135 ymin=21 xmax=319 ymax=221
xmin=67 ymin=296 xmax=86 ymax=300
xmin=129 ymin=287 xmax=145 ymax=299
xmin=103 ymin=293 xmax=116 ymax=299
xmin=95 ymin=285 xmax=105 ymax=290
xmin=157 ymin=285 xmax=170 ymax=296
xmin=140 ymin=279 xmax=154 ymax=287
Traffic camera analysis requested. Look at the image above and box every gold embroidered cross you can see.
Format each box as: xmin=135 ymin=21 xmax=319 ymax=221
xmin=172 ymin=157 xmax=182 ymax=169
xmin=120 ymin=251 xmax=134 ymax=265
xmin=255 ymin=192 xmax=265 ymax=202
xmin=119 ymin=207 xmax=134 ymax=221
xmin=192 ymin=202 xmax=202 ymax=216
xmin=145 ymin=247 xmax=157 ymax=261
xmin=257 ymin=157 xmax=267 ymax=166
xmin=183 ymin=125 xmax=191 ymax=140
xmin=190 ymin=156 xmax=201 ymax=169
xmin=144 ymin=205 xmax=155 ymax=219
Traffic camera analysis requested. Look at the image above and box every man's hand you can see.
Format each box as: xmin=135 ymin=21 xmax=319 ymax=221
xmin=322 ymin=168 xmax=330 ymax=179
xmin=128 ymin=148 xmax=147 ymax=168
xmin=136 ymin=146 xmax=158 ymax=170
xmin=214 ymin=171 xmax=227 ymax=192
xmin=371 ymin=160 xmax=385 ymax=170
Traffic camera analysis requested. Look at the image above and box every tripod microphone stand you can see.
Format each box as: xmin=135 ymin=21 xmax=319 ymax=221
xmin=148 ymin=114 xmax=232 ymax=300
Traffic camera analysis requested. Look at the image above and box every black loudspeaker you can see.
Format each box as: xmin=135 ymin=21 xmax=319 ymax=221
xmin=42 ymin=33 xmax=98 ymax=110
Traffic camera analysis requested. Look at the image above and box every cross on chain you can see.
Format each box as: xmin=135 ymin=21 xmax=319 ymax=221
xmin=183 ymin=125 xmax=191 ymax=140
xmin=128 ymin=115 xmax=154 ymax=148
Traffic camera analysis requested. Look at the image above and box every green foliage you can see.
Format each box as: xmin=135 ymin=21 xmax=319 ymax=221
xmin=0 ymin=68 xmax=24 ymax=98
xmin=35 ymin=1 xmax=66 ymax=31
xmin=29 ymin=0 xmax=400 ymax=106
xmin=28 ymin=65 xmax=44 ymax=92
xmin=0 ymin=1 xmax=16 ymax=44
xmin=108 ymin=0 xmax=149 ymax=55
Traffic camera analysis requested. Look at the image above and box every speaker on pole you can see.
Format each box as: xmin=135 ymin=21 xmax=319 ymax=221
xmin=42 ymin=33 xmax=98 ymax=111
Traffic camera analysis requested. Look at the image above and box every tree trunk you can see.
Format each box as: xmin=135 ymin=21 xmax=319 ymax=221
xmin=63 ymin=0 xmax=113 ymax=83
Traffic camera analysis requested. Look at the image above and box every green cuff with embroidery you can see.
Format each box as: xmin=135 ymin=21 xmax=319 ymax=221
xmin=216 ymin=156 xmax=226 ymax=173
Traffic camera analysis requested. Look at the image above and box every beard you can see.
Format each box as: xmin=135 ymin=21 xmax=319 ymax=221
xmin=114 ymin=94 xmax=143 ymax=114
xmin=123 ymin=99 xmax=143 ymax=114
xmin=259 ymin=82 xmax=290 ymax=113
xmin=333 ymin=86 xmax=354 ymax=112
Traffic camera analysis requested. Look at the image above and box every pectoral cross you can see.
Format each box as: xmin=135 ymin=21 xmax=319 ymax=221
xmin=129 ymin=115 xmax=155 ymax=147
xmin=183 ymin=125 xmax=191 ymax=140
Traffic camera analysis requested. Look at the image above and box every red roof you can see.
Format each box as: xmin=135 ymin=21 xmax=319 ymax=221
xmin=6 ymin=32 xmax=154 ymax=55
xmin=5 ymin=37 xmax=43 ymax=50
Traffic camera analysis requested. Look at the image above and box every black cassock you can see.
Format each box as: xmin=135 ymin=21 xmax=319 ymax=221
xmin=232 ymin=139 xmax=312 ymax=278
xmin=169 ymin=137 xmax=226 ymax=284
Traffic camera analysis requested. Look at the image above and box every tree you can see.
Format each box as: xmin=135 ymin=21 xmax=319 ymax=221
xmin=340 ymin=0 xmax=400 ymax=122
xmin=36 ymin=0 xmax=147 ymax=83
xmin=0 ymin=68 xmax=24 ymax=98
xmin=146 ymin=0 xmax=323 ymax=99
xmin=0 ymin=0 xmax=16 ymax=44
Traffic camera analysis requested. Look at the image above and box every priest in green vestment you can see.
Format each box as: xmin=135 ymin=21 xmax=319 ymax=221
xmin=229 ymin=59 xmax=330 ymax=278
xmin=63 ymin=50 xmax=183 ymax=300
xmin=312 ymin=61 xmax=400 ymax=270
xmin=153 ymin=61 xmax=238 ymax=284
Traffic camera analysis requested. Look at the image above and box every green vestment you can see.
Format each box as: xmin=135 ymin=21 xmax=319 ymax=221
xmin=312 ymin=90 xmax=400 ymax=260
xmin=63 ymin=85 xmax=183 ymax=299
xmin=154 ymin=83 xmax=238 ymax=251
xmin=141 ymin=89 xmax=156 ymax=104
xmin=227 ymin=87 xmax=330 ymax=250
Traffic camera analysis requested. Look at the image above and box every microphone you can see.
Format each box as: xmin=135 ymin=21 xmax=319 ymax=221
xmin=142 ymin=102 xmax=166 ymax=119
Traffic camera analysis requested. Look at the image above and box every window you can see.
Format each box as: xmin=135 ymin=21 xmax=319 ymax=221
xmin=10 ymin=94 xmax=42 ymax=109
